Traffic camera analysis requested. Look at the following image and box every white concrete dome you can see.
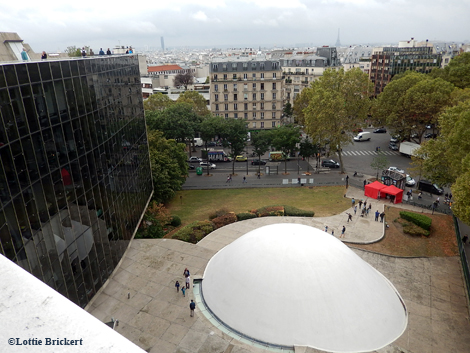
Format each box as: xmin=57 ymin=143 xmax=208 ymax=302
xmin=202 ymin=223 xmax=407 ymax=352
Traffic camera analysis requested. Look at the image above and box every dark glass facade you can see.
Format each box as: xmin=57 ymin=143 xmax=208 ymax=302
xmin=0 ymin=56 xmax=153 ymax=307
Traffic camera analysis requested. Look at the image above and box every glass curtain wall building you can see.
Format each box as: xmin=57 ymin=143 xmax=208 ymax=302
xmin=0 ymin=55 xmax=153 ymax=307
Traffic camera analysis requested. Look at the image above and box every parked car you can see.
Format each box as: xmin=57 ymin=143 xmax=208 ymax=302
xmin=187 ymin=164 xmax=195 ymax=170
xmin=418 ymin=180 xmax=443 ymax=195
xmin=199 ymin=161 xmax=216 ymax=169
xmin=389 ymin=142 xmax=399 ymax=151
xmin=373 ymin=128 xmax=387 ymax=133
xmin=388 ymin=166 xmax=405 ymax=174
xmin=207 ymin=141 xmax=217 ymax=147
xmin=188 ymin=157 xmax=202 ymax=163
xmin=251 ymin=159 xmax=267 ymax=165
xmin=235 ymin=155 xmax=247 ymax=162
xmin=405 ymin=174 xmax=416 ymax=187
xmin=321 ymin=159 xmax=340 ymax=168
xmin=390 ymin=136 xmax=398 ymax=143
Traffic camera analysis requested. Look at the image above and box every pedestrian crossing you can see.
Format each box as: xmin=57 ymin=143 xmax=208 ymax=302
xmin=339 ymin=150 xmax=400 ymax=157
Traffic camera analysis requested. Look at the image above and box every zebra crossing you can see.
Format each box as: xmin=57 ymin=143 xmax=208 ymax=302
xmin=339 ymin=150 xmax=400 ymax=157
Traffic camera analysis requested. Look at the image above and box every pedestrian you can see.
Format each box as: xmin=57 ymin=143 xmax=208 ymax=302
xmin=351 ymin=198 xmax=355 ymax=207
xmin=358 ymin=200 xmax=363 ymax=208
xmin=89 ymin=48 xmax=94 ymax=56
xmin=229 ymin=175 xmax=232 ymax=183
xmin=331 ymin=229 xmax=334 ymax=236
xmin=368 ymin=204 xmax=372 ymax=215
xmin=345 ymin=174 xmax=349 ymax=188
xmin=81 ymin=48 xmax=86 ymax=57
xmin=186 ymin=275 xmax=190 ymax=289
xmin=354 ymin=205 xmax=357 ymax=215
xmin=183 ymin=268 xmax=190 ymax=278
xmin=21 ymin=48 xmax=29 ymax=61
xmin=375 ymin=210 xmax=380 ymax=221
xmin=190 ymin=300 xmax=196 ymax=317
xmin=257 ymin=172 xmax=260 ymax=179
xmin=106 ymin=48 xmax=112 ymax=55
xmin=99 ymin=48 xmax=105 ymax=55
xmin=181 ymin=286 xmax=186 ymax=297
xmin=243 ymin=176 xmax=246 ymax=183
xmin=325 ymin=225 xmax=328 ymax=232
xmin=226 ymin=175 xmax=230 ymax=183
xmin=380 ymin=212 xmax=385 ymax=223
xmin=436 ymin=197 xmax=440 ymax=204
xmin=175 ymin=280 xmax=180 ymax=292
xmin=463 ymin=235 xmax=468 ymax=244
xmin=347 ymin=213 xmax=352 ymax=222
xmin=364 ymin=201 xmax=367 ymax=209
xmin=297 ymin=177 xmax=301 ymax=184
xmin=41 ymin=51 xmax=47 ymax=60
xmin=341 ymin=226 xmax=345 ymax=238
xmin=449 ymin=193 xmax=453 ymax=200
xmin=363 ymin=179 xmax=366 ymax=189
xmin=418 ymin=192 xmax=422 ymax=199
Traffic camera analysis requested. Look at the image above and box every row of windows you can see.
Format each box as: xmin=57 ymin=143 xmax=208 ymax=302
xmin=214 ymin=114 xmax=278 ymax=128
xmin=215 ymin=103 xmax=277 ymax=111
xmin=214 ymin=92 xmax=277 ymax=101
xmin=216 ymin=111 xmax=277 ymax=119
xmin=212 ymin=62 xmax=280 ymax=71
xmin=213 ymin=72 xmax=277 ymax=80
xmin=213 ymin=82 xmax=277 ymax=92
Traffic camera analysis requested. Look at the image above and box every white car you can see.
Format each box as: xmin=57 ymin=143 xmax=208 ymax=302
xmin=388 ymin=166 xmax=405 ymax=174
xmin=200 ymin=161 xmax=216 ymax=169
xmin=188 ymin=157 xmax=202 ymax=163
xmin=405 ymin=175 xmax=416 ymax=187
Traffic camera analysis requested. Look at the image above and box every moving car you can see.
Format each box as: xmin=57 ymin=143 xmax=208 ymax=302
xmin=235 ymin=155 xmax=247 ymax=162
xmin=353 ymin=132 xmax=371 ymax=142
xmin=389 ymin=142 xmax=399 ymax=151
xmin=418 ymin=180 xmax=443 ymax=195
xmin=390 ymin=136 xmax=398 ymax=143
xmin=199 ymin=161 xmax=216 ymax=169
xmin=405 ymin=175 xmax=416 ymax=187
xmin=388 ymin=166 xmax=405 ymax=174
xmin=321 ymin=159 xmax=340 ymax=168
xmin=373 ymin=128 xmax=387 ymax=133
xmin=188 ymin=157 xmax=202 ymax=163
xmin=187 ymin=164 xmax=195 ymax=170
xmin=251 ymin=159 xmax=267 ymax=165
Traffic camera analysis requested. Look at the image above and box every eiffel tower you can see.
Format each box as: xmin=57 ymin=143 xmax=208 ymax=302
xmin=335 ymin=28 xmax=341 ymax=47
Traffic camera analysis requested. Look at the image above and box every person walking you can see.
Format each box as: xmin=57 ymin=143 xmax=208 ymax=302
xmin=358 ymin=200 xmax=363 ymax=208
xmin=331 ymin=229 xmax=334 ymax=236
xmin=183 ymin=268 xmax=190 ymax=278
xmin=190 ymin=300 xmax=196 ymax=317
xmin=341 ymin=226 xmax=346 ymax=238
xmin=181 ymin=286 xmax=186 ymax=297
xmin=375 ymin=210 xmax=380 ymax=222
xmin=226 ymin=175 xmax=230 ymax=183
xmin=324 ymin=225 xmax=328 ymax=232
xmin=354 ymin=205 xmax=357 ymax=215
xmin=364 ymin=201 xmax=367 ymax=209
xmin=257 ymin=172 xmax=260 ymax=179
xmin=186 ymin=275 xmax=190 ymax=289
xmin=380 ymin=212 xmax=385 ymax=223
xmin=345 ymin=175 xmax=349 ymax=188
xmin=175 ymin=280 xmax=180 ymax=292
xmin=367 ymin=204 xmax=372 ymax=215
xmin=363 ymin=179 xmax=367 ymax=189
xmin=243 ymin=176 xmax=246 ymax=183
xmin=351 ymin=198 xmax=355 ymax=207
xmin=347 ymin=213 xmax=352 ymax=222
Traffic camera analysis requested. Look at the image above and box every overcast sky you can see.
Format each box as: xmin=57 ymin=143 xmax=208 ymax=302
xmin=1 ymin=0 xmax=469 ymax=53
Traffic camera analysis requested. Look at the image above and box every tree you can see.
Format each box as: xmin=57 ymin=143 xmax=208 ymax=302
xmin=250 ymin=130 xmax=272 ymax=174
xmin=293 ymin=88 xmax=310 ymax=125
xmin=174 ymin=72 xmax=194 ymax=90
xmin=430 ymin=52 xmax=470 ymax=89
xmin=370 ymin=152 xmax=388 ymax=180
xmin=65 ymin=46 xmax=81 ymax=57
xmin=283 ymin=102 xmax=294 ymax=123
xmin=200 ymin=116 xmax=224 ymax=148
xmin=219 ymin=119 xmax=248 ymax=175
xmin=137 ymin=201 xmax=172 ymax=239
xmin=270 ymin=125 xmax=301 ymax=174
xmin=299 ymin=68 xmax=373 ymax=173
xmin=143 ymin=92 xmax=173 ymax=111
xmin=147 ymin=130 xmax=188 ymax=204
xmin=176 ymin=91 xmax=211 ymax=117
xmin=299 ymin=139 xmax=319 ymax=174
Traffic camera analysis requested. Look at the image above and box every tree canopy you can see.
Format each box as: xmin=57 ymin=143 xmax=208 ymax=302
xmin=174 ymin=72 xmax=194 ymax=89
xmin=176 ymin=91 xmax=211 ymax=117
xmin=270 ymin=125 xmax=301 ymax=173
xmin=143 ymin=92 xmax=173 ymax=111
xmin=219 ymin=118 xmax=248 ymax=175
xmin=429 ymin=52 xmax=470 ymax=89
xmin=298 ymin=67 xmax=373 ymax=173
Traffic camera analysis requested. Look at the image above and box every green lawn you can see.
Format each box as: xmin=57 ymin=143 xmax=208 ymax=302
xmin=167 ymin=186 xmax=349 ymax=225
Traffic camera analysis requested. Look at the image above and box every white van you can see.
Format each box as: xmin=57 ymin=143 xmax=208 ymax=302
xmin=353 ymin=132 xmax=371 ymax=142
xmin=193 ymin=138 xmax=203 ymax=147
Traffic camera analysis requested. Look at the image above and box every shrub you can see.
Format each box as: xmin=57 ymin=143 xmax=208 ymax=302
xmin=171 ymin=220 xmax=215 ymax=243
xmin=236 ymin=212 xmax=258 ymax=221
xmin=256 ymin=205 xmax=284 ymax=217
xmin=400 ymin=211 xmax=432 ymax=231
xmin=135 ymin=222 xmax=164 ymax=239
xmin=403 ymin=226 xmax=430 ymax=237
xmin=170 ymin=215 xmax=181 ymax=227
xmin=284 ymin=205 xmax=314 ymax=217
xmin=212 ymin=213 xmax=237 ymax=229
xmin=209 ymin=208 xmax=230 ymax=220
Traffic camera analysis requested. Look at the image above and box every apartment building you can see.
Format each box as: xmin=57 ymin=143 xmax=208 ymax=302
xmin=209 ymin=57 xmax=283 ymax=130
xmin=369 ymin=46 xmax=442 ymax=95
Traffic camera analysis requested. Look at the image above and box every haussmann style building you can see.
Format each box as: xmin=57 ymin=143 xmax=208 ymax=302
xmin=0 ymin=54 xmax=153 ymax=308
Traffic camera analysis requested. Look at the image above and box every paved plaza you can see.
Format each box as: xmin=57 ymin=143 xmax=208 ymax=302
xmin=86 ymin=187 xmax=470 ymax=353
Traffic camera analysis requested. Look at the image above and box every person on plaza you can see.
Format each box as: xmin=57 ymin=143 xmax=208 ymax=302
xmin=462 ymin=235 xmax=468 ymax=244
xmin=354 ymin=205 xmax=357 ymax=215
xmin=380 ymin=212 xmax=385 ymax=223
xmin=358 ymin=200 xmax=363 ymax=208
xmin=341 ymin=226 xmax=346 ymax=238
xmin=364 ymin=200 xmax=367 ymax=209
xmin=186 ymin=275 xmax=190 ymax=289
xmin=183 ymin=268 xmax=190 ymax=278
xmin=243 ymin=176 xmax=246 ymax=183
xmin=89 ymin=48 xmax=95 ymax=56
xmin=324 ymin=225 xmax=328 ymax=232
xmin=351 ymin=198 xmax=355 ymax=207
xmin=375 ymin=210 xmax=380 ymax=221
xmin=41 ymin=51 xmax=47 ymax=60
xmin=257 ymin=172 xmax=260 ymax=179
xmin=99 ymin=48 xmax=105 ymax=55
xmin=226 ymin=175 xmax=230 ymax=183
xmin=181 ymin=286 xmax=186 ymax=297
xmin=21 ymin=48 xmax=29 ymax=61
xmin=347 ymin=213 xmax=353 ymax=222
xmin=368 ymin=204 xmax=372 ymax=215
xmin=190 ymin=300 xmax=196 ymax=317
xmin=106 ymin=48 xmax=112 ymax=55
xmin=436 ymin=197 xmax=440 ymax=204
xmin=331 ymin=229 xmax=334 ymax=236
xmin=418 ymin=192 xmax=422 ymax=199
xmin=81 ymin=48 xmax=86 ymax=57
xmin=363 ymin=179 xmax=366 ymax=189
xmin=175 ymin=280 xmax=180 ymax=292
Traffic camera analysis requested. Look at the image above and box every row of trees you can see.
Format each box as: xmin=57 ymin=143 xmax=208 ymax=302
xmin=293 ymin=53 xmax=470 ymax=223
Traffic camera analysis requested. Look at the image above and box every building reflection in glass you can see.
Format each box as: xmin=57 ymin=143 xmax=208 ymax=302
xmin=0 ymin=56 xmax=153 ymax=307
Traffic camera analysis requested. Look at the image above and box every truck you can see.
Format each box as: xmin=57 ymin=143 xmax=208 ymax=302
xmin=193 ymin=138 xmax=203 ymax=147
xmin=399 ymin=141 xmax=420 ymax=157
xmin=207 ymin=150 xmax=231 ymax=162
xmin=269 ymin=151 xmax=289 ymax=161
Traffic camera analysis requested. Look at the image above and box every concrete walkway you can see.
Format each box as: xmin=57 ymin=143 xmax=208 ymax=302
xmin=86 ymin=187 xmax=470 ymax=353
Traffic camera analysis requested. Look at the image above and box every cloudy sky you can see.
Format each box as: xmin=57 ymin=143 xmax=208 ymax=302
xmin=1 ymin=0 xmax=469 ymax=53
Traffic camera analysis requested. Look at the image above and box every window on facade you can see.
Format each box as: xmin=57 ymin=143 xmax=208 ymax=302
xmin=252 ymin=103 xmax=256 ymax=109
xmin=213 ymin=74 xmax=218 ymax=80
xmin=272 ymin=103 xmax=276 ymax=109
xmin=215 ymin=104 xmax=219 ymax=111
xmin=234 ymin=103 xmax=238 ymax=110
xmin=272 ymin=82 xmax=276 ymax=89
xmin=243 ymin=63 xmax=248 ymax=69
xmin=273 ymin=93 xmax=276 ymax=99
xmin=232 ymin=63 xmax=237 ymax=69
xmin=223 ymin=74 xmax=227 ymax=80
xmin=243 ymin=73 xmax=247 ymax=79
xmin=261 ymin=73 xmax=264 ymax=79
xmin=224 ymin=94 xmax=228 ymax=101
xmin=272 ymin=112 xmax=276 ymax=118
xmin=260 ymin=63 xmax=265 ymax=70
xmin=234 ymin=94 xmax=238 ymax=101
xmin=272 ymin=73 xmax=276 ymax=78
xmin=215 ymin=94 xmax=219 ymax=101
xmin=272 ymin=121 xmax=276 ymax=127
xmin=244 ymin=113 xmax=248 ymax=119
xmin=225 ymin=104 xmax=228 ymax=110
xmin=252 ymin=73 xmax=256 ymax=78
xmin=214 ymin=84 xmax=218 ymax=91
xmin=244 ymin=103 xmax=248 ymax=110
xmin=244 ymin=93 xmax=248 ymax=101
xmin=261 ymin=122 xmax=264 ymax=128
xmin=225 ymin=113 xmax=228 ymax=118
xmin=273 ymin=62 xmax=278 ymax=69
xmin=234 ymin=113 xmax=238 ymax=119
xmin=233 ymin=74 xmax=237 ymax=80
xmin=223 ymin=64 xmax=227 ymax=71
xmin=260 ymin=83 xmax=264 ymax=90
xmin=224 ymin=84 xmax=228 ymax=90
xmin=253 ymin=122 xmax=257 ymax=128
xmin=234 ymin=84 xmax=237 ymax=91
xmin=253 ymin=112 xmax=256 ymax=118
xmin=164 ymin=75 xmax=168 ymax=79
xmin=244 ymin=84 xmax=247 ymax=90
xmin=213 ymin=64 xmax=218 ymax=71
xmin=252 ymin=93 xmax=256 ymax=100
xmin=261 ymin=102 xmax=264 ymax=110
xmin=252 ymin=63 xmax=257 ymax=70
xmin=253 ymin=83 xmax=256 ymax=89
xmin=261 ymin=112 xmax=264 ymax=119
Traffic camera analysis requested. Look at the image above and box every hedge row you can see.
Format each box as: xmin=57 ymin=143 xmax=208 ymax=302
xmin=399 ymin=211 xmax=432 ymax=231
xmin=171 ymin=220 xmax=215 ymax=243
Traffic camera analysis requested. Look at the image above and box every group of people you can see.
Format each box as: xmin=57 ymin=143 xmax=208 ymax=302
xmin=81 ymin=47 xmax=112 ymax=57
xmin=324 ymin=225 xmax=346 ymax=238
xmin=175 ymin=268 xmax=196 ymax=316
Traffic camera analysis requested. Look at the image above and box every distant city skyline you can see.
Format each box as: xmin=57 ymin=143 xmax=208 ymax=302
xmin=1 ymin=0 xmax=469 ymax=53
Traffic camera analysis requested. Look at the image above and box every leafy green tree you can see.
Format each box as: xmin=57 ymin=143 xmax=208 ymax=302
xmin=299 ymin=139 xmax=319 ymax=173
xmin=65 ymin=46 xmax=81 ymax=57
xmin=430 ymin=52 xmax=470 ymax=89
xmin=200 ymin=116 xmax=224 ymax=148
xmin=176 ymin=91 xmax=211 ymax=117
xmin=219 ymin=118 xmax=248 ymax=175
xmin=270 ymin=125 xmax=301 ymax=173
xmin=370 ymin=152 xmax=388 ymax=180
xmin=299 ymin=68 xmax=373 ymax=173
xmin=250 ymin=130 xmax=272 ymax=174
xmin=283 ymin=102 xmax=294 ymax=123
xmin=293 ymin=88 xmax=310 ymax=125
xmin=147 ymin=130 xmax=188 ymax=203
xmin=144 ymin=93 xmax=174 ymax=111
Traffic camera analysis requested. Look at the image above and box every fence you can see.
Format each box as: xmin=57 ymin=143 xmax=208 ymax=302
xmin=454 ymin=217 xmax=470 ymax=314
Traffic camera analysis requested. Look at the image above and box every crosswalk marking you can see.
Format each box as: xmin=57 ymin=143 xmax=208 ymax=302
xmin=339 ymin=150 xmax=399 ymax=156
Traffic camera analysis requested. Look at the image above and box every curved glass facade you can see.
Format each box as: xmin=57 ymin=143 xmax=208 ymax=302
xmin=0 ymin=56 xmax=153 ymax=307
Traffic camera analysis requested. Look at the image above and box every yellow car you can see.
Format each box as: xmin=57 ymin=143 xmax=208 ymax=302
xmin=235 ymin=155 xmax=247 ymax=162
